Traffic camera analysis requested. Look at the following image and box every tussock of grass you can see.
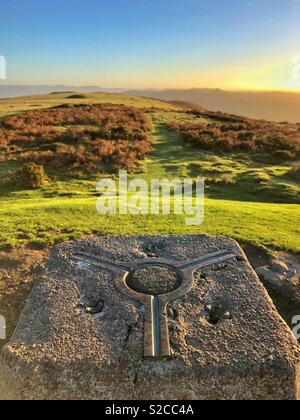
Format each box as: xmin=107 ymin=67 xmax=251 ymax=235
xmin=288 ymin=162 xmax=300 ymax=181
xmin=209 ymin=174 xmax=237 ymax=186
xmin=239 ymin=170 xmax=271 ymax=185
xmin=9 ymin=162 xmax=48 ymax=189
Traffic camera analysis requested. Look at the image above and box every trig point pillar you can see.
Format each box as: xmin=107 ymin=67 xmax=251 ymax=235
xmin=1 ymin=235 xmax=299 ymax=400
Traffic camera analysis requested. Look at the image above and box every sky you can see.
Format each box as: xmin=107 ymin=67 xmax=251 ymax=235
xmin=0 ymin=0 xmax=300 ymax=91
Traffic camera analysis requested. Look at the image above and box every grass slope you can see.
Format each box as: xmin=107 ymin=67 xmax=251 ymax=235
xmin=0 ymin=93 xmax=299 ymax=252
xmin=1 ymin=186 xmax=299 ymax=252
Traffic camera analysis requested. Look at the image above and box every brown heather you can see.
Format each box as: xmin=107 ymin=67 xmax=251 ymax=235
xmin=0 ymin=104 xmax=153 ymax=172
xmin=168 ymin=112 xmax=300 ymax=160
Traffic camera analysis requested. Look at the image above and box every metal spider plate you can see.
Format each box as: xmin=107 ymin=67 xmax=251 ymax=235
xmin=74 ymin=249 xmax=237 ymax=358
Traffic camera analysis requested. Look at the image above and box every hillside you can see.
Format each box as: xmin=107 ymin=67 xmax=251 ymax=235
xmin=0 ymin=92 xmax=299 ymax=253
xmin=0 ymin=84 xmax=125 ymax=99
xmin=3 ymin=86 xmax=300 ymax=123
xmin=0 ymin=91 xmax=178 ymax=118
xmin=0 ymin=104 xmax=154 ymax=173
xmin=126 ymin=89 xmax=300 ymax=123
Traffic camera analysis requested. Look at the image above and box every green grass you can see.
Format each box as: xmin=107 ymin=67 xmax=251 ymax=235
xmin=0 ymin=195 xmax=299 ymax=252
xmin=0 ymin=94 xmax=299 ymax=253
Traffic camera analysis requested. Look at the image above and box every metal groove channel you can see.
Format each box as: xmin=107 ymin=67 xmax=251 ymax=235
xmin=152 ymin=296 xmax=161 ymax=357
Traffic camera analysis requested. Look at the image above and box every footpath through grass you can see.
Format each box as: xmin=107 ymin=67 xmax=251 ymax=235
xmin=0 ymin=119 xmax=299 ymax=252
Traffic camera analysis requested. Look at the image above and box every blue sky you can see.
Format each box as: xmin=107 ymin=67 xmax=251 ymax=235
xmin=1 ymin=0 xmax=300 ymax=89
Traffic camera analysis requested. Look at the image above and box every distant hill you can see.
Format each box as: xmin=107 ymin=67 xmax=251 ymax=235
xmin=0 ymin=84 xmax=125 ymax=99
xmin=2 ymin=86 xmax=300 ymax=122
xmin=167 ymin=100 xmax=207 ymax=112
xmin=125 ymin=89 xmax=300 ymax=123
xmin=0 ymin=91 xmax=179 ymax=119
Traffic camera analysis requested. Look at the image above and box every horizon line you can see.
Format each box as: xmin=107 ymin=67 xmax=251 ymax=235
xmin=0 ymin=83 xmax=300 ymax=94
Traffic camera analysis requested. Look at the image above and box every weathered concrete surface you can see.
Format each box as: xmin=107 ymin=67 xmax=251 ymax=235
xmin=1 ymin=235 xmax=300 ymax=400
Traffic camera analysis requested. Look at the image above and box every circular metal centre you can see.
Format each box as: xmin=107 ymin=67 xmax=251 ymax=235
xmin=126 ymin=265 xmax=182 ymax=296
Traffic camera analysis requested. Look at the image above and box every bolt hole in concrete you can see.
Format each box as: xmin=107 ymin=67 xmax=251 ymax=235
xmin=126 ymin=266 xmax=182 ymax=296
xmin=77 ymin=299 xmax=104 ymax=315
xmin=205 ymin=303 xmax=232 ymax=325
